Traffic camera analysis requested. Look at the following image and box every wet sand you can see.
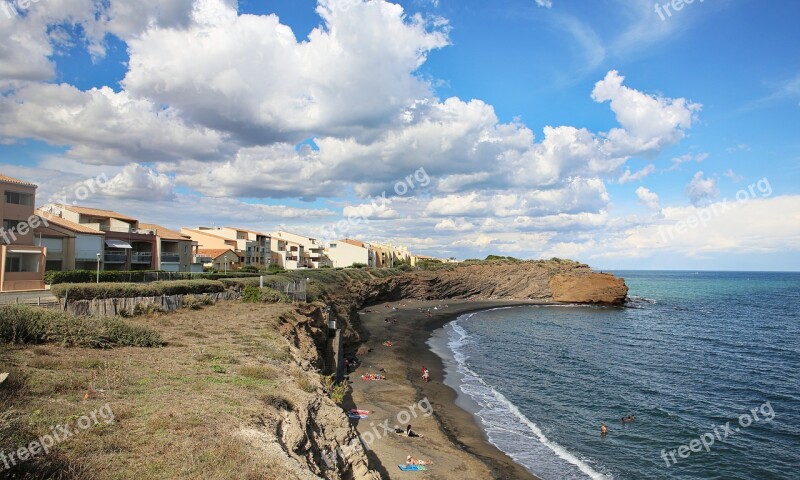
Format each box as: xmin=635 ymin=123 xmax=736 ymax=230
xmin=345 ymin=299 xmax=540 ymax=479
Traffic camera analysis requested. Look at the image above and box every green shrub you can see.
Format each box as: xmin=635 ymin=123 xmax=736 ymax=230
xmin=242 ymin=286 xmax=291 ymax=304
xmin=51 ymin=280 xmax=225 ymax=300
xmin=0 ymin=305 xmax=163 ymax=348
xmin=350 ymin=263 xmax=367 ymax=269
xmin=183 ymin=295 xmax=214 ymax=310
xmin=45 ymin=270 xmax=184 ymax=285
xmin=322 ymin=375 xmax=349 ymax=404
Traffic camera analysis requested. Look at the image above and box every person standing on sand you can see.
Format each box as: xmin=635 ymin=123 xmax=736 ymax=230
xmin=423 ymin=369 xmax=430 ymax=383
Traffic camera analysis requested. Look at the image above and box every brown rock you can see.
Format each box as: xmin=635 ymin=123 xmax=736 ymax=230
xmin=550 ymin=272 xmax=628 ymax=305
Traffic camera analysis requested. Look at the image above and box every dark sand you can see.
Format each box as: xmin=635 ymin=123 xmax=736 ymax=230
xmin=346 ymin=299 xmax=540 ymax=480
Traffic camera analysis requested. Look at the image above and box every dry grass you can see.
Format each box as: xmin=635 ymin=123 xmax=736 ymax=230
xmin=0 ymin=301 xmax=314 ymax=479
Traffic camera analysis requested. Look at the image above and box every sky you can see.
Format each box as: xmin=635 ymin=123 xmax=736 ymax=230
xmin=0 ymin=0 xmax=798 ymax=270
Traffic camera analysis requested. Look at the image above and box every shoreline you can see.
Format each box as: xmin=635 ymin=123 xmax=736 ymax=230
xmin=348 ymin=298 xmax=542 ymax=479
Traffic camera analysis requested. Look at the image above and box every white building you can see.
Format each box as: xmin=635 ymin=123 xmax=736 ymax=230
xmin=326 ymin=239 xmax=369 ymax=268
xmin=271 ymin=230 xmax=329 ymax=269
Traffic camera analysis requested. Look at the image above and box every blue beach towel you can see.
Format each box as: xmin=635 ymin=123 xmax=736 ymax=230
xmin=347 ymin=413 xmax=368 ymax=419
xmin=398 ymin=465 xmax=428 ymax=471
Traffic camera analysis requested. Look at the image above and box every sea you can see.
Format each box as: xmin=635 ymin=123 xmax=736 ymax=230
xmin=428 ymin=271 xmax=800 ymax=479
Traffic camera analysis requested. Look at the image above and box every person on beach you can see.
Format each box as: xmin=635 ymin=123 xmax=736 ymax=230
xmin=422 ymin=369 xmax=430 ymax=383
xmin=406 ymin=456 xmax=433 ymax=466
xmin=406 ymin=425 xmax=424 ymax=437
xmin=601 ymin=423 xmax=608 ymax=435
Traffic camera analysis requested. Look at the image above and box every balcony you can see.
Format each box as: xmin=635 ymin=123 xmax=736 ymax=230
xmin=131 ymin=252 xmax=152 ymax=264
xmin=193 ymin=254 xmax=212 ymax=264
xmin=104 ymin=251 xmax=126 ymax=263
xmin=161 ymin=253 xmax=180 ymax=263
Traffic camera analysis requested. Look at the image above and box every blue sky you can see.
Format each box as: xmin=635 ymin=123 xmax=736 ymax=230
xmin=0 ymin=0 xmax=798 ymax=270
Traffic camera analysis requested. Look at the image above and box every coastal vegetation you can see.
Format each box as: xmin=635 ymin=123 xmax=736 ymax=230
xmin=1 ymin=259 xmax=626 ymax=479
xmin=0 ymin=302 xmax=336 ymax=479
xmin=0 ymin=305 xmax=164 ymax=348
xmin=50 ymin=280 xmax=226 ymax=300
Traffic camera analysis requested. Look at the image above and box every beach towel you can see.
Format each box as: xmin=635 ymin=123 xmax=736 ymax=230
xmin=398 ymin=465 xmax=428 ymax=471
xmin=347 ymin=413 xmax=368 ymax=419
xmin=350 ymin=409 xmax=370 ymax=415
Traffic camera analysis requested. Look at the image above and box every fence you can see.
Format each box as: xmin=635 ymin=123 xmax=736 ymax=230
xmin=264 ymin=279 xmax=308 ymax=302
xmin=47 ymin=271 xmax=268 ymax=285
xmin=61 ymin=292 xmax=241 ymax=318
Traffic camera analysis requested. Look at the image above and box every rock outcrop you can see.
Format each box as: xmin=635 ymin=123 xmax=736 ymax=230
xmin=356 ymin=260 xmax=628 ymax=306
xmin=550 ymin=272 xmax=628 ymax=305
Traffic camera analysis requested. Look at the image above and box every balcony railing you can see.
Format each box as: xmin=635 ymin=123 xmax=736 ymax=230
xmin=76 ymin=250 xmax=101 ymax=261
xmin=104 ymin=251 xmax=126 ymax=263
xmin=131 ymin=252 xmax=152 ymax=264
xmin=160 ymin=253 xmax=180 ymax=263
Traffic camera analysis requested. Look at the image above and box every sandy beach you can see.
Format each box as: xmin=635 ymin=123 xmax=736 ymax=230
xmin=345 ymin=299 xmax=540 ymax=479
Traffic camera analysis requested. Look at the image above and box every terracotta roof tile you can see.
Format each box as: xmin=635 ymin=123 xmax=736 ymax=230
xmin=35 ymin=210 xmax=104 ymax=235
xmin=139 ymin=223 xmax=190 ymax=241
xmin=197 ymin=248 xmax=238 ymax=259
xmin=341 ymin=238 xmax=367 ymax=248
xmin=58 ymin=204 xmax=137 ymax=222
xmin=0 ymin=174 xmax=37 ymax=188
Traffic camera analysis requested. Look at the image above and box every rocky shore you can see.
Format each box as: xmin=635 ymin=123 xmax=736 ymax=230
xmin=273 ymin=260 xmax=628 ymax=479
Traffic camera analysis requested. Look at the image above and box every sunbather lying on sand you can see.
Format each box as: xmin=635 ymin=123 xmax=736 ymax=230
xmin=361 ymin=373 xmax=386 ymax=381
xmin=406 ymin=456 xmax=433 ymax=466
xmin=383 ymin=341 xmax=394 ymax=347
xmin=406 ymin=425 xmax=424 ymax=437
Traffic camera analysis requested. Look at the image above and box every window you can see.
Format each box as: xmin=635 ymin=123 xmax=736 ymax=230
xmin=4 ymin=191 xmax=33 ymax=206
xmin=4 ymin=256 xmax=20 ymax=272
xmin=2 ymin=220 xmax=21 ymax=232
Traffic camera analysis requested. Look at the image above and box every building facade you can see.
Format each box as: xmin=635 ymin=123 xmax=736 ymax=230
xmin=39 ymin=204 xmax=200 ymax=273
xmin=0 ymin=175 xmax=46 ymax=291
xmin=181 ymin=227 xmax=270 ymax=269
xmin=271 ymin=230 xmax=329 ymax=269
xmin=325 ymin=239 xmax=369 ymax=268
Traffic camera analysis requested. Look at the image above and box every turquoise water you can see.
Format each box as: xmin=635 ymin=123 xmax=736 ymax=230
xmin=433 ymin=271 xmax=800 ymax=479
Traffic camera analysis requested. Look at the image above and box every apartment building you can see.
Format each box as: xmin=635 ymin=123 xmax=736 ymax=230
xmin=39 ymin=204 xmax=157 ymax=271
xmin=139 ymin=223 xmax=198 ymax=273
xmin=181 ymin=227 xmax=270 ymax=268
xmin=326 ymin=239 xmax=369 ymax=268
xmin=33 ymin=209 xmax=104 ymax=271
xmin=0 ymin=175 xmax=46 ymax=291
xmin=271 ymin=230 xmax=329 ymax=269
xmin=270 ymin=235 xmax=303 ymax=270
xmin=368 ymin=242 xmax=417 ymax=268
xmin=197 ymin=249 xmax=241 ymax=272
xmin=38 ymin=204 xmax=201 ymax=273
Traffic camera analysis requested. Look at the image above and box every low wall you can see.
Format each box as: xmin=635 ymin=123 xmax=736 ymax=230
xmin=61 ymin=291 xmax=241 ymax=318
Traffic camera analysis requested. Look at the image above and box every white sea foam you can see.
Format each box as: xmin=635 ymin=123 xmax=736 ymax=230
xmin=449 ymin=314 xmax=613 ymax=480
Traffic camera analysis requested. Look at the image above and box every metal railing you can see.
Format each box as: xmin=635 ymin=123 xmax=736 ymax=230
xmin=104 ymin=251 xmax=126 ymax=263
xmin=76 ymin=250 xmax=102 ymax=261
xmin=160 ymin=253 xmax=181 ymax=263
xmin=131 ymin=252 xmax=152 ymax=263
